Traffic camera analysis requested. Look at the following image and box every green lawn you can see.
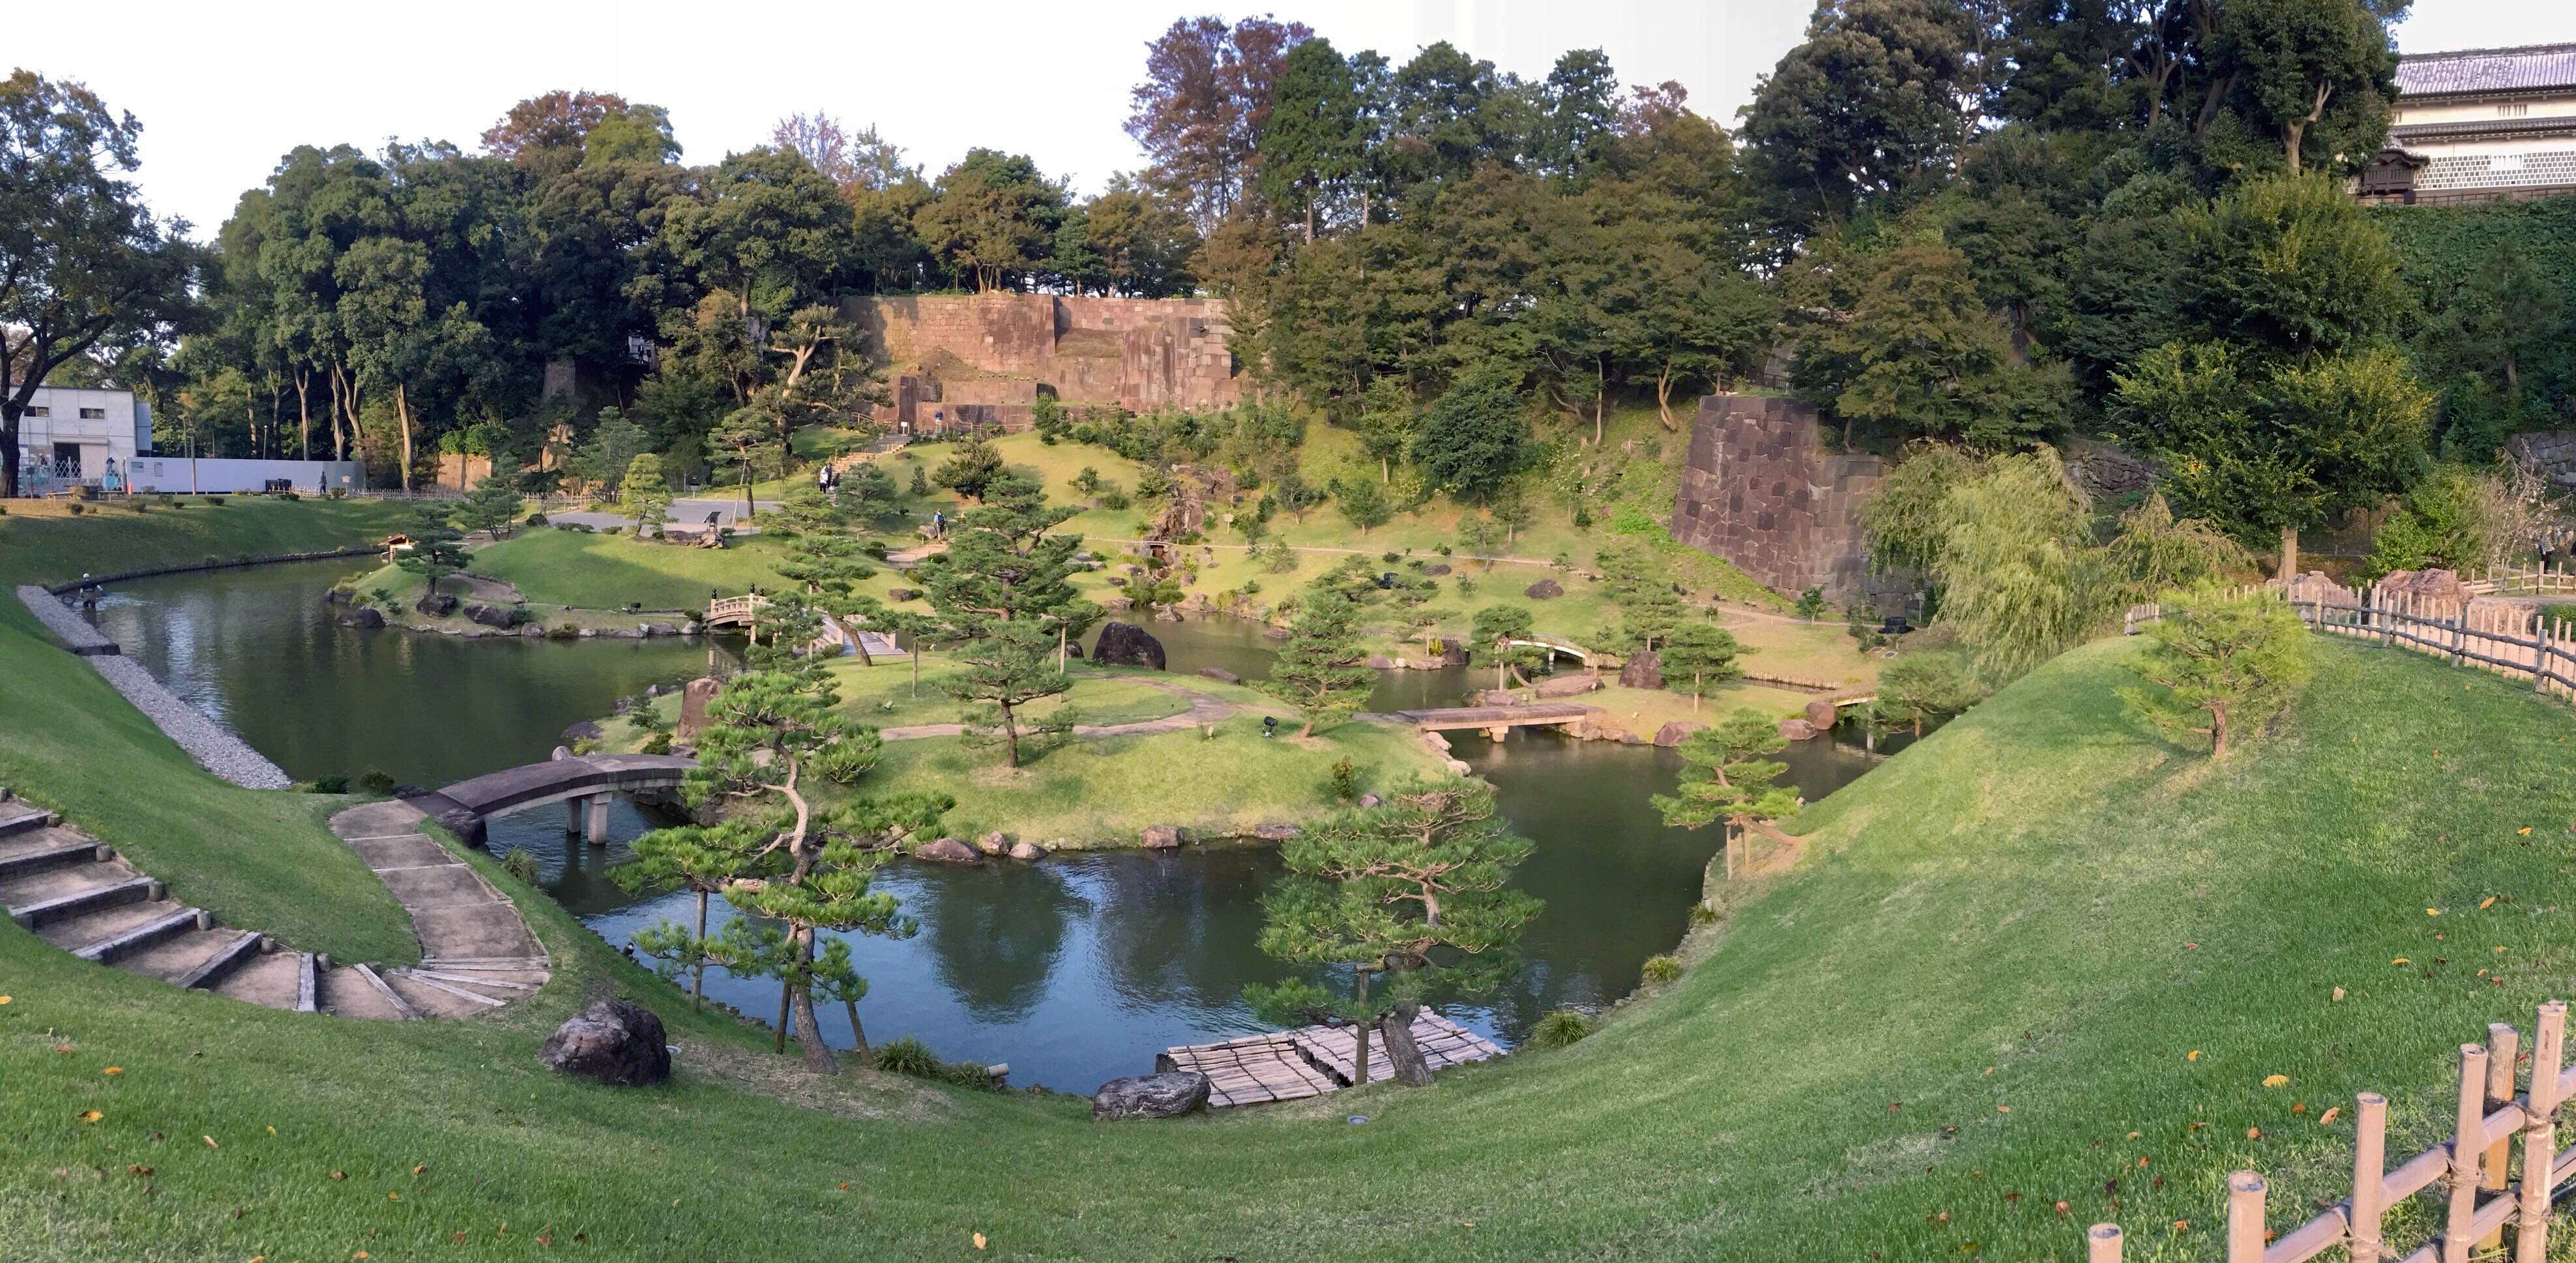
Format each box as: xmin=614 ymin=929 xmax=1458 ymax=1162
xmin=10 ymin=501 xmax=2576 ymax=1260
xmin=461 ymin=527 xmax=806 ymax=611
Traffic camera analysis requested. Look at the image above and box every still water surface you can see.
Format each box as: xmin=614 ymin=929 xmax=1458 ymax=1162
xmin=96 ymin=561 xmax=1887 ymax=1090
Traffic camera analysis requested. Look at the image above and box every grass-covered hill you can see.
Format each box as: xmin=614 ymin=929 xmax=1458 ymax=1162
xmin=8 ymin=501 xmax=2573 ymax=1260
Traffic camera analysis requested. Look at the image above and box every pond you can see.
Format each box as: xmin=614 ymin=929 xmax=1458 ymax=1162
xmin=93 ymin=561 xmax=1892 ymax=1091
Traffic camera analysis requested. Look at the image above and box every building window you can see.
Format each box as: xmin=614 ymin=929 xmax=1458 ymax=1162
xmin=2499 ymin=103 xmax=2530 ymax=117
xmin=25 ymin=406 xmax=46 ymax=417
xmin=78 ymin=407 xmax=106 ymax=419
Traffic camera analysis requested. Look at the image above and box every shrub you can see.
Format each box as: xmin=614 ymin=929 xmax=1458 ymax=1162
xmin=306 ymin=775 xmax=351 ymax=795
xmin=128 ymin=501 xmax=149 ymax=513
xmin=157 ymin=494 xmax=178 ymax=508
xmin=1098 ymin=489 xmax=1132 ymax=511
xmin=1688 ymin=902 xmax=1721 ymax=926
xmin=640 ymin=732 xmax=673 ymax=755
xmin=1435 ymin=544 xmax=1452 ymax=556
xmin=280 ymin=490 xmax=302 ymax=501
xmin=1530 ymin=1009 xmax=1598 ymax=1048
xmin=500 ymin=850 xmax=542 ymax=884
xmin=1328 ymin=756 xmax=1360 ymax=801
xmin=871 ymin=1036 xmax=943 ymax=1078
xmin=205 ymin=496 xmax=225 ymax=506
xmin=357 ymin=771 xmax=398 ymax=796
xmin=1381 ymin=551 xmax=1401 ymax=564
xmin=1640 ymin=955 xmax=1684 ymax=985
xmin=525 ymin=511 xmax=548 ymax=526
xmin=65 ymin=502 xmax=84 ymax=515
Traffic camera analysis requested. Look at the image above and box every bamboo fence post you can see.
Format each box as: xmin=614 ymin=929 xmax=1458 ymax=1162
xmin=2517 ymin=1001 xmax=2565 ymax=1261
xmin=2225 ymin=1171 xmax=2267 ymax=1263
xmin=2539 ymin=617 xmax=2554 ymax=696
xmin=2086 ymin=1222 xmax=2122 ymax=1262
xmin=2444 ymin=1043 xmax=2489 ymax=1263
xmin=2352 ymin=1092 xmax=2390 ymax=1263
xmin=2481 ymin=1022 xmax=2521 ymax=1251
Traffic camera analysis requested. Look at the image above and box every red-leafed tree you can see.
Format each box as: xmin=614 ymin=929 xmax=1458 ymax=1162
xmin=1126 ymin=14 xmax=1313 ymax=226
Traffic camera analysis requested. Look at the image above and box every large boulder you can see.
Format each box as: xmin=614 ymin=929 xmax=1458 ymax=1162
xmin=1094 ymin=1071 xmax=1210 ymax=1120
xmin=679 ymin=677 xmax=721 ymax=740
xmin=2377 ymin=568 xmax=2469 ymax=609
xmin=915 ymin=837 xmax=982 ymax=865
xmin=1197 ymin=666 xmax=1240 ymax=684
xmin=1653 ymin=721 xmax=1705 ymax=748
xmin=1008 ymin=839 xmax=1048 ymax=861
xmin=560 ymin=720 xmax=604 ymax=743
xmin=538 ymin=998 xmax=671 ymax=1087
xmin=1474 ymin=689 xmax=1520 ymax=707
xmin=463 ymin=602 xmax=520 ymax=629
xmin=1777 ymin=718 xmax=1821 ymax=741
xmin=1804 ymin=699 xmax=1841 ymax=732
xmin=1524 ymin=578 xmax=1564 ymax=600
xmin=1422 ymin=563 xmax=1452 ymax=576
xmin=337 ymin=606 xmax=386 ymax=629
xmin=1251 ymin=822 xmax=1300 ymax=841
xmin=1141 ymin=825 xmax=1187 ymax=849
xmin=1536 ymin=673 xmax=1600 ymax=699
xmin=973 ymin=831 xmax=1012 ymax=857
xmin=1363 ymin=654 xmax=1399 ymax=669
xmin=415 ymin=592 xmax=459 ymax=617
xmin=1094 ymin=621 xmax=1167 ymax=670
xmin=1618 ymin=650 xmax=1663 ymax=690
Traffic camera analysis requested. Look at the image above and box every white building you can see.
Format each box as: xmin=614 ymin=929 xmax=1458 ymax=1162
xmin=2361 ymin=44 xmax=2576 ymax=205
xmin=15 ymin=385 xmax=151 ymax=492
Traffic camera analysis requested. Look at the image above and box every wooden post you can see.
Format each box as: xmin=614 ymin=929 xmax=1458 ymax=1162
xmin=2352 ymin=1092 xmax=2389 ymax=1263
xmin=2226 ymin=1170 xmax=2266 ymax=1263
xmin=2444 ymin=1043 xmax=2489 ymax=1263
xmin=2085 ymin=1223 xmax=2122 ymax=1263
xmin=2517 ymin=1001 xmax=2566 ymax=1261
xmin=2538 ymin=619 xmax=2553 ymax=695
xmin=2481 ymin=1022 xmax=2521 ymax=1251
xmin=2453 ymin=606 xmax=2468 ymax=670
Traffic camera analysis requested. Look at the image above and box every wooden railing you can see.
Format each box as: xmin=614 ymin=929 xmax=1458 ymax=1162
xmin=2126 ymin=584 xmax=2576 ymax=706
xmin=2091 ymin=1002 xmax=2571 ymax=1262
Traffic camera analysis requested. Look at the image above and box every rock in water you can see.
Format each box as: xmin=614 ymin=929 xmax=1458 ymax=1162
xmin=974 ymin=831 xmax=1012 ymax=856
xmin=463 ymin=602 xmax=518 ymax=629
xmin=1092 ymin=1071 xmax=1210 ymax=1120
xmin=1196 ymin=666 xmax=1240 ymax=684
xmin=1618 ymin=649 xmax=1663 ymax=690
xmin=1777 ymin=718 xmax=1821 ymax=741
xmin=1804 ymin=699 xmax=1840 ymax=732
xmin=1093 ymin=621 xmax=1167 ymax=670
xmin=1141 ymin=825 xmax=1186 ymax=848
xmin=560 ymin=721 xmax=604 ymax=743
xmin=1008 ymin=839 xmax=1047 ymax=861
xmin=539 ymin=999 xmax=671 ymax=1086
xmin=915 ymin=837 xmax=982 ymax=865
xmin=1251 ymin=822 xmax=1300 ymax=841
xmin=1524 ymin=578 xmax=1564 ymax=599
xmin=1653 ymin=721 xmax=1705 ymax=748
xmin=336 ymin=606 xmax=386 ymax=629
xmin=1535 ymin=674 xmax=1598 ymax=698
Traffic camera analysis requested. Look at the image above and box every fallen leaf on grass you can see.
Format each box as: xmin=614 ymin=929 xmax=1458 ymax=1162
xmin=2247 ymin=1127 xmax=2262 ymax=1139
xmin=450 ymin=1233 xmax=467 ymax=1245
xmin=2320 ymin=1107 xmax=2341 ymax=1125
xmin=388 ymin=1192 xmax=400 ymax=1201
xmin=329 ymin=1171 xmax=347 ymax=1181
xmin=102 ymin=1067 xmax=121 ymax=1076
xmin=2126 ymin=1131 xmax=2141 ymax=1139
xmin=2054 ymin=1201 xmax=2071 ymax=1216
xmin=2481 ymin=896 xmax=2498 ymax=908
xmin=2333 ymin=987 xmax=2345 ymax=1002
xmin=1997 ymin=1105 xmax=2011 ymax=1113
xmin=2427 ymin=908 xmax=2442 ymax=917
xmin=77 ymin=1110 xmax=101 ymax=1123
xmin=973 ymin=1233 xmax=988 ymax=1250
xmin=126 ymin=1165 xmax=153 ymax=1176
xmin=2520 ymin=828 xmax=2534 ymax=837
xmin=2187 ymin=1050 xmax=2201 ymax=1062
xmin=0 ymin=995 xmax=12 ymax=1004
xmin=2263 ymin=1075 xmax=2290 ymax=1087
xmin=203 ymin=1136 xmax=218 ymax=1149
xmin=2393 ymin=957 xmax=2410 ymax=965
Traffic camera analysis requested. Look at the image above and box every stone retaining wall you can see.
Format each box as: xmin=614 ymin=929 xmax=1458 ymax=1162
xmin=847 ymin=293 xmax=1242 ymax=432
xmin=1671 ymin=394 xmax=1912 ymax=608
xmin=14 ymin=584 xmax=293 ymax=790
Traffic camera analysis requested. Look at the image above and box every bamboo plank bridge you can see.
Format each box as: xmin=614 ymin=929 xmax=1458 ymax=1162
xmin=1158 ymin=1011 xmax=1506 ymax=1108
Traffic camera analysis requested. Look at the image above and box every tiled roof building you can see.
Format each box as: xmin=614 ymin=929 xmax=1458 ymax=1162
xmin=2360 ymin=44 xmax=2576 ymax=205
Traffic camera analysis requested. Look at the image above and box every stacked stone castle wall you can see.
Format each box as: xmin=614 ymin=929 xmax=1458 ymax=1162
xmin=843 ymin=293 xmax=1242 ymax=433
xmin=1671 ymin=394 xmax=1909 ymax=607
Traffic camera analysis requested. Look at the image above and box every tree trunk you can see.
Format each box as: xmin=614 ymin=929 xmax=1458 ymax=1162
xmin=691 ymin=889 xmax=709 ymax=1012
xmin=1655 ymin=364 xmax=1676 ymax=430
xmin=1380 ymin=1000 xmax=1433 ymax=1086
xmin=295 ymin=370 xmax=312 ymax=461
xmin=2208 ymin=701 xmax=2230 ymax=758
xmin=790 ymin=931 xmax=838 ymax=1075
xmin=395 ymin=384 xmax=415 ymax=491
xmin=1000 ymin=700 xmax=1021 ymax=768
xmin=2278 ymin=524 xmax=2298 ymax=582
xmin=774 ymin=977 xmax=791 ymax=1054
xmin=844 ymin=998 xmax=869 ymax=1057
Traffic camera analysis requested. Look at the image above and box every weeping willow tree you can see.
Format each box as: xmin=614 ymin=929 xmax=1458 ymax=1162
xmin=1933 ymin=448 xmax=2111 ymax=683
xmin=2105 ymin=494 xmax=2258 ymax=604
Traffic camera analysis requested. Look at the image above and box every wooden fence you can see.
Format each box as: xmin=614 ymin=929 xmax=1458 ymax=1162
xmin=2125 ymin=582 xmax=2576 ymax=706
xmin=2091 ymin=1001 xmax=2573 ymax=1262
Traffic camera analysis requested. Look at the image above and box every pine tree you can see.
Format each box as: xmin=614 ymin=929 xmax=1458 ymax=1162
xmin=455 ymin=474 xmax=522 ymax=540
xmin=620 ymin=453 xmax=672 ymax=537
xmin=395 ymin=505 xmax=467 ymax=599
xmin=1617 ymin=579 xmax=1686 ymax=653
xmin=2116 ymin=589 xmax=2312 ymax=758
xmin=1471 ymin=604 xmax=1545 ymax=689
xmin=1876 ymin=649 xmax=1982 ymax=737
xmin=1244 ymin=780 xmax=1541 ymax=1086
xmin=1657 ymin=621 xmax=1743 ymax=711
xmin=1334 ymin=475 xmax=1392 ymax=535
xmin=1654 ymin=709 xmax=1800 ymax=842
xmin=932 ymin=434 xmax=1007 ymax=501
xmin=946 ymin=617 xmax=1072 ymax=768
xmin=1260 ymin=589 xmax=1375 ymax=736
xmin=619 ymin=666 xmax=950 ymax=1072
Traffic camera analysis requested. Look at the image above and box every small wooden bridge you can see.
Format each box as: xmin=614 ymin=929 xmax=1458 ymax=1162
xmin=705 ymin=593 xmax=900 ymax=660
xmin=1504 ymin=634 xmax=1597 ymax=665
xmin=404 ymin=752 xmax=697 ymax=849
xmin=1158 ymin=1010 xmax=1506 ymax=1108
xmin=1394 ymin=702 xmax=1594 ymax=741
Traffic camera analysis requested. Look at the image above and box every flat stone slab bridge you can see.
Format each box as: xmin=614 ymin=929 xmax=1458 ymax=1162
xmin=1394 ymin=702 xmax=1594 ymax=741
xmin=404 ymin=752 xmax=697 ymax=848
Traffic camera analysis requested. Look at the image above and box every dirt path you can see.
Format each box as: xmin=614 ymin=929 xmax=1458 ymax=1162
xmin=879 ymin=677 xmax=1270 ymax=742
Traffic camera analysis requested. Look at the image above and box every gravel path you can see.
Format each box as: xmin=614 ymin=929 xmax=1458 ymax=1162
xmin=15 ymin=585 xmax=293 ymax=790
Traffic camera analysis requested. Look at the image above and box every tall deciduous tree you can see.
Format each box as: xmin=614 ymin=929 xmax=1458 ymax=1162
xmin=1127 ymin=15 xmax=1313 ymax=225
xmin=0 ymin=72 xmax=202 ymax=498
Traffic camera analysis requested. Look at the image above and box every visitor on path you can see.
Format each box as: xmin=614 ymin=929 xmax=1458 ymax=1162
xmin=932 ymin=510 xmax=946 ymax=539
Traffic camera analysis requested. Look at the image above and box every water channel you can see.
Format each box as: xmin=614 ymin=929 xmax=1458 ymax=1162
xmin=88 ymin=559 xmax=1893 ymax=1091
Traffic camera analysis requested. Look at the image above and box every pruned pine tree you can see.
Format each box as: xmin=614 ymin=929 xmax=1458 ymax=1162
xmin=456 ymin=474 xmax=523 ymax=540
xmin=2116 ymin=588 xmax=2311 ymax=758
xmin=947 ymin=617 xmax=1072 ymax=769
xmin=1657 ymin=621 xmax=1744 ymax=711
xmin=632 ymin=664 xmax=949 ymax=1072
xmin=395 ymin=505 xmax=468 ymax=599
xmin=621 ymin=453 xmax=672 ymax=537
xmin=1244 ymin=780 xmax=1541 ymax=1087
xmin=1260 ymin=589 xmax=1375 ymax=737
xmin=1653 ymin=708 xmax=1800 ymax=855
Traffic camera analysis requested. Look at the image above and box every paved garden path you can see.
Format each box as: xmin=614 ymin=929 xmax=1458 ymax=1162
xmin=325 ymin=799 xmax=551 ymax=1017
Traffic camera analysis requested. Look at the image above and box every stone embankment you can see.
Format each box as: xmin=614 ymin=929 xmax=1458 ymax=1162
xmin=14 ymin=585 xmax=292 ymax=790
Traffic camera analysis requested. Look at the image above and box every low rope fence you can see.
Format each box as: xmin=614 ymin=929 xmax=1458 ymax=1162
xmin=2090 ymin=1001 xmax=2573 ymax=1262
xmin=2125 ymin=582 xmax=2576 ymax=706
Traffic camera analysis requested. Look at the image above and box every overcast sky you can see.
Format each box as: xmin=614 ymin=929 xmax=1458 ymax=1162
xmin=12 ymin=1 xmax=2572 ymax=237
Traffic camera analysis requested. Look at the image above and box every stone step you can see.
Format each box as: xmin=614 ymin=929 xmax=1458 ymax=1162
xmin=72 ymin=905 xmax=203 ymax=964
xmin=387 ymin=968 xmax=510 ymax=1013
xmin=297 ymin=953 xmax=319 ymax=1012
xmin=172 ymin=930 xmax=265 ymax=990
xmin=9 ymin=873 xmax=156 ymax=929
xmin=0 ymin=803 xmax=59 ymax=839
xmin=0 ymin=857 xmax=139 ymax=912
xmin=210 ymin=947 xmax=309 ymax=1012
xmin=117 ymin=925 xmax=250 ymax=985
xmin=344 ymin=963 xmax=420 ymax=1020
xmin=0 ymin=824 xmax=100 ymax=863
xmin=403 ymin=966 xmax=541 ymax=993
xmin=0 ymin=838 xmax=109 ymax=881
xmin=315 ymin=964 xmax=402 ymax=1020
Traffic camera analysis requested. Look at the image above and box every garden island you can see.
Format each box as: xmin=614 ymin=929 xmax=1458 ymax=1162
xmin=9 ymin=7 xmax=2576 ymax=1260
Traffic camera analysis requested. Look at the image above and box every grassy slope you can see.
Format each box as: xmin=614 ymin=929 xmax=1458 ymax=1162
xmin=6 ymin=544 xmax=2574 ymax=1260
xmin=0 ymin=498 xmax=425 ymax=962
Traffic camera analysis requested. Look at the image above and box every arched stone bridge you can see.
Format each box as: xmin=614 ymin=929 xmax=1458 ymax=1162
xmin=404 ymin=752 xmax=697 ymax=848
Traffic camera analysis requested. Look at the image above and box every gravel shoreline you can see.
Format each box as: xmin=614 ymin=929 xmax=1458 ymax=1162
xmin=14 ymin=585 xmax=293 ymax=790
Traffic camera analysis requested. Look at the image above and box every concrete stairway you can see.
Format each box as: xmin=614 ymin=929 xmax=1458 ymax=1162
xmin=0 ymin=790 xmax=546 ymax=1019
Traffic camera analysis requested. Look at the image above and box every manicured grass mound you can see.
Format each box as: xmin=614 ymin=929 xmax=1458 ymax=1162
xmin=462 ymin=527 xmax=802 ymax=611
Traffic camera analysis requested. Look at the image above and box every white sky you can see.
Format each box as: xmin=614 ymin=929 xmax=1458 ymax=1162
xmin=11 ymin=1 xmax=2573 ymax=238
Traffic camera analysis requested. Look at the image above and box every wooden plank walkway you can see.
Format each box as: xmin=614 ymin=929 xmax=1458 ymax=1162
xmin=1157 ymin=1032 xmax=1341 ymax=1107
xmin=1394 ymin=703 xmax=1591 ymax=732
xmin=1158 ymin=1011 xmax=1508 ymax=1107
xmin=1297 ymin=1011 xmax=1506 ymax=1086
